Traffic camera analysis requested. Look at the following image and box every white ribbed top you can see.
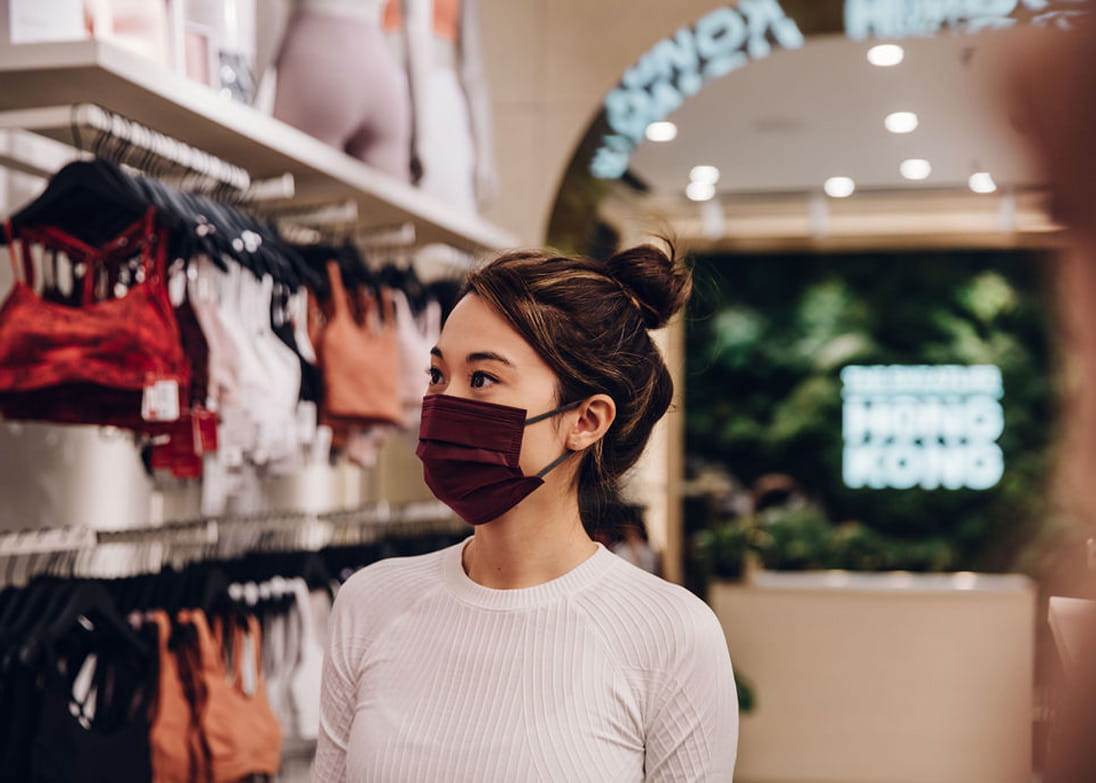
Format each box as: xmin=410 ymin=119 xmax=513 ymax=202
xmin=311 ymin=538 xmax=738 ymax=782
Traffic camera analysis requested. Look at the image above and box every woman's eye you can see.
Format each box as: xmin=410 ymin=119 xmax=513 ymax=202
xmin=470 ymin=371 xmax=496 ymax=389
xmin=427 ymin=367 xmax=443 ymax=385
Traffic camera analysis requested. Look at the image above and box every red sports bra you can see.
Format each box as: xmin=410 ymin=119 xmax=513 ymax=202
xmin=0 ymin=207 xmax=190 ymax=432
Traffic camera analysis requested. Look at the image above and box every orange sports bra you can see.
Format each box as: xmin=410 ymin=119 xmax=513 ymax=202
xmin=384 ymin=0 xmax=460 ymax=43
xmin=319 ymin=261 xmax=403 ymax=429
xmin=182 ymin=610 xmax=283 ymax=782
xmin=148 ymin=611 xmax=207 ymax=783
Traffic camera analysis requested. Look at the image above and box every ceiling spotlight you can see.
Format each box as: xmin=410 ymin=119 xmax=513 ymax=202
xmin=969 ymin=171 xmax=997 ymax=194
xmin=686 ymin=181 xmax=716 ymax=202
xmin=824 ymin=176 xmax=856 ymax=198
xmin=868 ymin=44 xmax=905 ymax=67
xmin=884 ymin=111 xmax=919 ymax=134
xmin=900 ymin=158 xmax=932 ymax=180
xmin=645 ymin=121 xmax=678 ymax=143
xmin=690 ymin=165 xmax=720 ymax=184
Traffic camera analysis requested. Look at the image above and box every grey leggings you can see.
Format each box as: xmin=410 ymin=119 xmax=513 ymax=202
xmin=274 ymin=11 xmax=411 ymax=181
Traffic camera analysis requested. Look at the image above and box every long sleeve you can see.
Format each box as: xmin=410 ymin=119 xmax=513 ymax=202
xmin=644 ymin=604 xmax=739 ymax=782
xmin=310 ymin=583 xmax=363 ymax=783
xmin=307 ymin=542 xmax=738 ymax=782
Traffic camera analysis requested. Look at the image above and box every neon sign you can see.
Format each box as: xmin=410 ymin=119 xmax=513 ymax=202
xmin=845 ymin=0 xmax=1079 ymax=39
xmin=590 ymin=0 xmax=1088 ymax=179
xmin=841 ymin=365 xmax=1004 ymax=491
xmin=590 ymin=0 xmax=804 ymax=180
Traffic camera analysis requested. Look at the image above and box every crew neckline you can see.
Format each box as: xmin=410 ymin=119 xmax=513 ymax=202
xmin=441 ymin=537 xmax=614 ymax=611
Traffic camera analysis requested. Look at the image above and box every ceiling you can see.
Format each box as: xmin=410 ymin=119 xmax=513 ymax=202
xmin=627 ymin=29 xmax=1039 ymax=200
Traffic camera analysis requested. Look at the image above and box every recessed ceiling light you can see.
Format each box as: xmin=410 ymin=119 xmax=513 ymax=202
xmin=884 ymin=111 xmax=919 ymax=134
xmin=824 ymin=176 xmax=856 ymax=198
xmin=900 ymin=158 xmax=932 ymax=180
xmin=969 ymin=172 xmax=997 ymax=194
xmin=868 ymin=44 xmax=904 ymax=67
xmin=686 ymin=181 xmax=715 ymax=202
xmin=690 ymin=165 xmax=720 ymax=184
xmin=645 ymin=121 xmax=678 ymax=143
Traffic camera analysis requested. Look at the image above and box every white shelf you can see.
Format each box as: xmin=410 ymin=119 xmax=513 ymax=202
xmin=0 ymin=40 xmax=518 ymax=252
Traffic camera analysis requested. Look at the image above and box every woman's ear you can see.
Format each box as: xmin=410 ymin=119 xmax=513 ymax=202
xmin=566 ymin=394 xmax=616 ymax=451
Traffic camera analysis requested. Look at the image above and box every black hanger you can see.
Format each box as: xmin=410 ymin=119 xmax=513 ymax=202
xmin=22 ymin=580 xmax=150 ymax=665
xmin=8 ymin=160 xmax=149 ymax=245
xmin=300 ymin=552 xmax=333 ymax=592
xmin=0 ymin=574 xmax=69 ymax=647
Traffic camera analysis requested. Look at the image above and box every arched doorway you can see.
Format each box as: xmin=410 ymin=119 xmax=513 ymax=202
xmin=525 ymin=0 xmax=1082 ymax=580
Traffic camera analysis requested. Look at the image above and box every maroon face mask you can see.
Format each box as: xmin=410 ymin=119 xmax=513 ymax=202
xmin=416 ymin=394 xmax=580 ymax=526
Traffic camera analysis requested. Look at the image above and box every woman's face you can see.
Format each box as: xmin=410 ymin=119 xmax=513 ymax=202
xmin=427 ymin=294 xmax=574 ymax=478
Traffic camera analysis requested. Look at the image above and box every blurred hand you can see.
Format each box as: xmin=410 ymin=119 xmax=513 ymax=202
xmin=1006 ymin=7 xmax=1096 ymax=233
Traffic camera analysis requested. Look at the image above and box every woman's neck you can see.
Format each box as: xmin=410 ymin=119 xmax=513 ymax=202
xmin=462 ymin=489 xmax=596 ymax=590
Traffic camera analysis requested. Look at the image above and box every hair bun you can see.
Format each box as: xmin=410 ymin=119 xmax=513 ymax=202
xmin=606 ymin=242 xmax=692 ymax=329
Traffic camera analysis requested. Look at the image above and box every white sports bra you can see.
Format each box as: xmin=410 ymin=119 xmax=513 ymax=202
xmin=392 ymin=289 xmax=441 ymax=427
xmin=295 ymin=0 xmax=386 ymax=25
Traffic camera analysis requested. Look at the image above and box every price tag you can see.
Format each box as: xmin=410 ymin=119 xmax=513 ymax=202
xmin=168 ymin=266 xmax=187 ymax=307
xmin=218 ymin=407 xmax=249 ymax=467
xmin=141 ymin=379 xmax=180 ymax=422
xmin=296 ymin=401 xmax=317 ymax=445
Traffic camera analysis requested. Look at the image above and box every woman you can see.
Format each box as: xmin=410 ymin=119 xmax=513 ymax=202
xmin=311 ymin=244 xmax=738 ymax=782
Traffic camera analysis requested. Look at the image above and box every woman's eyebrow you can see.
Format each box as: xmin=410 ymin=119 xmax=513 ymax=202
xmin=430 ymin=347 xmax=515 ymax=367
xmin=467 ymin=351 xmax=514 ymax=366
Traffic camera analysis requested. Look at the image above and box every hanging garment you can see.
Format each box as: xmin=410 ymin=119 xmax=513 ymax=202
xmin=246 ymin=273 xmax=303 ymax=470
xmin=0 ymin=653 xmax=40 ymax=782
xmin=319 ymin=262 xmax=403 ymax=430
xmin=275 ymin=287 xmax=322 ymax=453
xmin=0 ymin=208 xmax=190 ymax=431
xmin=273 ymin=286 xmax=323 ymax=408
xmin=149 ymin=610 xmax=210 ymax=783
xmin=392 ymin=288 xmax=441 ymax=427
xmin=180 ymin=610 xmax=283 ymax=782
xmin=24 ymin=592 xmax=156 ymax=780
xmin=174 ymin=287 xmax=211 ymax=412
xmin=215 ymin=263 xmax=269 ymax=462
xmin=149 ymin=277 xmax=219 ymax=480
xmin=29 ymin=619 xmax=156 ymax=783
xmin=287 ymin=577 xmax=324 ymax=741
xmin=188 ymin=256 xmax=242 ymax=412
xmin=260 ymin=582 xmax=294 ymax=737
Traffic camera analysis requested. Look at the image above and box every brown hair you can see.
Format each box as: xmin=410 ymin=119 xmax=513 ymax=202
xmin=464 ymin=243 xmax=691 ymax=532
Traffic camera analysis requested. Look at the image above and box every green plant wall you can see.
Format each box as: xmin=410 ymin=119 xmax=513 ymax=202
xmin=685 ymin=249 xmax=1058 ymax=572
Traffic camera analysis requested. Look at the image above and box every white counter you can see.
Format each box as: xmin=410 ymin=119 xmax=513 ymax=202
xmin=710 ymin=570 xmax=1036 ymax=783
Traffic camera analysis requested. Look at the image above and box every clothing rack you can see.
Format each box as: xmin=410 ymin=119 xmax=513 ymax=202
xmin=0 ymin=104 xmax=484 ymax=271
xmin=268 ymin=199 xmax=361 ymax=245
xmin=0 ymin=103 xmax=295 ymax=200
xmin=0 ymin=501 xmax=463 ymax=585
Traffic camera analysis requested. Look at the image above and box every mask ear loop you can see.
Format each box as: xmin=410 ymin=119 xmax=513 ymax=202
xmin=535 ymin=448 xmax=576 ymax=478
xmin=524 ymin=398 xmax=583 ymax=425
xmin=525 ymin=398 xmax=586 ymax=477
